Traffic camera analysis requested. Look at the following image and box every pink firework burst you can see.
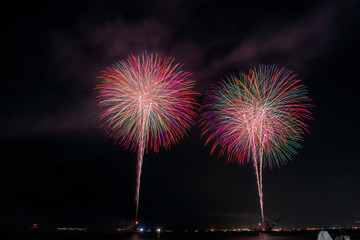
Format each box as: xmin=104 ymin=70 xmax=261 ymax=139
xmin=96 ymin=53 xmax=199 ymax=221
xmin=201 ymin=65 xmax=313 ymax=228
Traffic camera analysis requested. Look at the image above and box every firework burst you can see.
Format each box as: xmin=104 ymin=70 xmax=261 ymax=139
xmin=96 ymin=53 xmax=198 ymax=221
xmin=201 ymin=65 xmax=313 ymax=227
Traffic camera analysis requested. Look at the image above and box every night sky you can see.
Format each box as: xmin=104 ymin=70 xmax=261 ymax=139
xmin=2 ymin=0 xmax=360 ymax=232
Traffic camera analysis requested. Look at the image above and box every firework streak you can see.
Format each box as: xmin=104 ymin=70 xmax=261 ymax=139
xmin=201 ymin=65 xmax=312 ymax=227
xmin=96 ymin=53 xmax=198 ymax=220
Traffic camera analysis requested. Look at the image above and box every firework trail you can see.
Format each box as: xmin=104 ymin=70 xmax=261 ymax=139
xmin=96 ymin=53 xmax=198 ymax=221
xmin=201 ymin=65 xmax=312 ymax=228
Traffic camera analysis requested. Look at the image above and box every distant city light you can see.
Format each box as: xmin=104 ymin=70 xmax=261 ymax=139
xmin=57 ymin=227 xmax=87 ymax=232
xmin=139 ymin=228 xmax=144 ymax=232
xmin=156 ymin=228 xmax=161 ymax=233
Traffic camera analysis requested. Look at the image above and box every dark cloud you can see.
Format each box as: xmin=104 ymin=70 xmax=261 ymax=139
xmin=51 ymin=14 xmax=206 ymax=86
xmin=209 ymin=1 xmax=354 ymax=71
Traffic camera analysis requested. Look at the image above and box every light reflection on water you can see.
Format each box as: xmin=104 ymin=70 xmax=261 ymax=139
xmin=220 ymin=233 xmax=308 ymax=240
xmin=125 ymin=233 xmax=313 ymax=240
